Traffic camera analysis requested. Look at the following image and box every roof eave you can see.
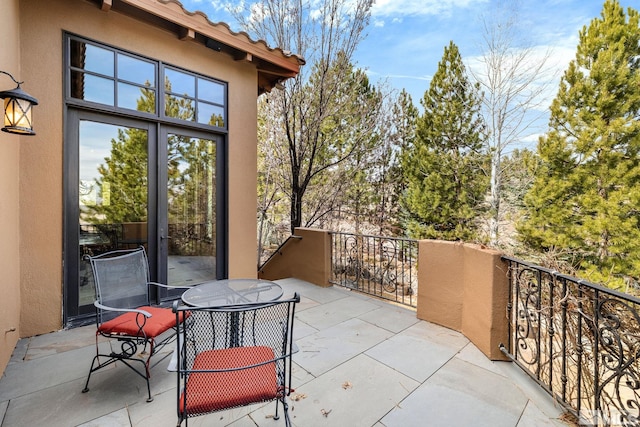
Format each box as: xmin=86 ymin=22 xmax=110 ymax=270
xmin=93 ymin=0 xmax=304 ymax=93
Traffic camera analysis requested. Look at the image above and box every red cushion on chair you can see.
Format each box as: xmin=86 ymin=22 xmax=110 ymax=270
xmin=98 ymin=306 xmax=185 ymax=338
xmin=180 ymin=346 xmax=278 ymax=415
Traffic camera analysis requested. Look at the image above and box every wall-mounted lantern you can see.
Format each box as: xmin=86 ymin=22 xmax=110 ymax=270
xmin=0 ymin=70 xmax=38 ymax=136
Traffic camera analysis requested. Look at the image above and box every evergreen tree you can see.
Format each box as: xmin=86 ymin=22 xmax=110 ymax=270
xmin=83 ymin=87 xmax=156 ymax=224
xmin=337 ymin=67 xmax=383 ymax=234
xmin=402 ymin=41 xmax=488 ymax=241
xmin=519 ymin=0 xmax=640 ymax=288
xmin=389 ymin=89 xmax=418 ymax=234
xmin=362 ymin=88 xmax=417 ymax=236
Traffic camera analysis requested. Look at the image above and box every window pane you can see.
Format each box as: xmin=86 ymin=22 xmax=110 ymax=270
xmin=78 ymin=120 xmax=149 ymax=306
xmin=165 ymin=94 xmax=195 ymax=121
xmin=166 ymin=134 xmax=216 ymax=286
xmin=72 ymin=73 xmax=114 ymax=105
xmin=118 ymin=82 xmax=155 ymax=113
xmin=165 ymin=68 xmax=195 ymax=97
xmin=70 ymin=40 xmax=114 ymax=77
xmin=198 ymin=79 xmax=224 ymax=105
xmin=118 ymin=54 xmax=155 ymax=86
xmin=197 ymin=102 xmax=225 ymax=127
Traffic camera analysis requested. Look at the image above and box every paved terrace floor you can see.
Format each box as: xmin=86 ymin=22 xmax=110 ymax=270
xmin=0 ymin=278 xmax=568 ymax=427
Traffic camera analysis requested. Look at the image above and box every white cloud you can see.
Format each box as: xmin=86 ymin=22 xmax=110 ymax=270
xmin=373 ymin=19 xmax=385 ymax=27
xmin=372 ymin=0 xmax=487 ymax=18
xmin=386 ymin=74 xmax=432 ymax=81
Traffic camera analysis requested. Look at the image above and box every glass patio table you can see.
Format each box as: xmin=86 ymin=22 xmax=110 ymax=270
xmin=168 ymin=279 xmax=283 ymax=370
xmin=180 ymin=278 xmax=283 ymax=307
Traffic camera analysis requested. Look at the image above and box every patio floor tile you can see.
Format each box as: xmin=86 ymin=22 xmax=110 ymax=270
xmin=0 ymin=278 xmax=567 ymax=427
xmin=357 ymin=304 xmax=420 ymax=334
xmin=296 ymin=295 xmax=380 ymax=330
xmin=285 ymin=353 xmax=419 ymax=427
xmin=365 ymin=330 xmax=464 ymax=382
xmin=295 ymin=317 xmax=393 ymax=376
xmin=381 ymin=357 xmax=530 ymax=427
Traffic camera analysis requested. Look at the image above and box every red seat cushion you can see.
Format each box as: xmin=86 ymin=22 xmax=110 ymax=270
xmin=180 ymin=346 xmax=278 ymax=415
xmin=98 ymin=306 xmax=185 ymax=338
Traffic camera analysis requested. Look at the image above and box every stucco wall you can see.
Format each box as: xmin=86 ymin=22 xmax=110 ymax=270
xmin=259 ymin=228 xmax=332 ymax=287
xmin=0 ymin=0 xmax=23 ymax=373
xmin=17 ymin=0 xmax=260 ymax=337
xmin=417 ymin=240 xmax=509 ymax=361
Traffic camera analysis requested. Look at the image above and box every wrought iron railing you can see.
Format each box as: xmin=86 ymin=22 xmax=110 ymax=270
xmin=329 ymin=232 xmax=418 ymax=307
xmin=502 ymin=256 xmax=640 ymax=426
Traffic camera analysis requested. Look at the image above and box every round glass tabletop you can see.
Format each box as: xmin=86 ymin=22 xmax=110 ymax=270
xmin=181 ymin=278 xmax=283 ymax=307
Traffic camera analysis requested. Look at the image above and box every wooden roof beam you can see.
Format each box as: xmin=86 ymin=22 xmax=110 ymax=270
xmin=234 ymin=52 xmax=253 ymax=63
xmin=179 ymin=27 xmax=195 ymax=41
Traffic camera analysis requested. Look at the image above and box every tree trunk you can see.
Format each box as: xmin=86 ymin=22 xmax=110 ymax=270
xmin=489 ymin=152 xmax=501 ymax=247
xmin=290 ymin=191 xmax=303 ymax=234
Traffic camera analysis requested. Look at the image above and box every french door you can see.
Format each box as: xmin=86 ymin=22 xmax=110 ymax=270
xmin=159 ymin=126 xmax=225 ymax=288
xmin=64 ymin=110 xmax=226 ymax=324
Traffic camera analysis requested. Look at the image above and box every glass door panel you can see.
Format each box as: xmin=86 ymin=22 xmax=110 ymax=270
xmin=78 ymin=120 xmax=148 ymax=308
xmin=165 ymin=133 xmax=217 ymax=286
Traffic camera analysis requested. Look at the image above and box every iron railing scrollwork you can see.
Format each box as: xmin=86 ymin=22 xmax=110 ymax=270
xmin=330 ymin=232 xmax=418 ymax=307
xmin=502 ymin=256 xmax=640 ymax=426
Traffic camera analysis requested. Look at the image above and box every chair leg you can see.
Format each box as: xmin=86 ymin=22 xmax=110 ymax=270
xmin=82 ymin=345 xmax=154 ymax=402
xmin=282 ymin=399 xmax=291 ymax=427
xmin=81 ymin=354 xmax=100 ymax=393
xmin=119 ymin=357 xmax=154 ymax=402
xmin=273 ymin=398 xmax=291 ymax=426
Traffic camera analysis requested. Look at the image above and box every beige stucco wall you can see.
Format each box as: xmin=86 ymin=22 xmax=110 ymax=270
xmin=16 ymin=0 xmax=260 ymax=337
xmin=259 ymin=228 xmax=332 ymax=287
xmin=259 ymin=231 xmax=510 ymax=360
xmin=0 ymin=0 xmax=23 ymax=373
xmin=417 ymin=240 xmax=509 ymax=360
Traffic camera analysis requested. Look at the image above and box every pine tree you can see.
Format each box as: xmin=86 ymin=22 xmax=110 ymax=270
xmin=371 ymin=89 xmax=418 ymax=236
xmin=520 ymin=0 xmax=640 ymax=288
xmin=402 ymin=41 xmax=488 ymax=241
xmin=391 ymin=90 xmax=418 ymax=213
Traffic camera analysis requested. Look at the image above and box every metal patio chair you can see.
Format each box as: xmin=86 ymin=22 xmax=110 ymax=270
xmin=173 ymin=293 xmax=300 ymax=426
xmin=82 ymin=246 xmax=189 ymax=402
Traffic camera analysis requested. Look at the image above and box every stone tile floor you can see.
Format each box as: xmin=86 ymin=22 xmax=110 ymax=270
xmin=0 ymin=278 xmax=568 ymax=426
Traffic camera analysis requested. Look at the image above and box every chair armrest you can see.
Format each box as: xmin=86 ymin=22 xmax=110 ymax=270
xmin=148 ymin=281 xmax=192 ymax=291
xmin=93 ymin=301 xmax=152 ymax=318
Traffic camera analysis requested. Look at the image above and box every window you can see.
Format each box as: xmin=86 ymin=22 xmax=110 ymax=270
xmin=64 ymin=34 xmax=228 ymax=325
xmin=164 ymin=67 xmax=226 ymax=126
xmin=67 ymin=35 xmax=227 ymax=129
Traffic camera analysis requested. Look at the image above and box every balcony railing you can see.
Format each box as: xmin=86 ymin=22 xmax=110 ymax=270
xmin=329 ymin=232 xmax=418 ymax=307
xmin=502 ymin=256 xmax=640 ymax=427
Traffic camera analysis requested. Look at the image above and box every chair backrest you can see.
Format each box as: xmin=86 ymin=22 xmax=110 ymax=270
xmin=174 ymin=294 xmax=300 ymax=419
xmin=89 ymin=247 xmax=151 ymax=321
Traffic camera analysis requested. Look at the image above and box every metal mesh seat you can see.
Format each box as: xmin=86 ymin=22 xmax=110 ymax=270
xmin=82 ymin=246 xmax=189 ymax=402
xmin=173 ymin=293 xmax=300 ymax=426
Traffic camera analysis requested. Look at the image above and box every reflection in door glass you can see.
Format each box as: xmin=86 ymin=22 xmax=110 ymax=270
xmin=78 ymin=121 xmax=148 ymax=306
xmin=167 ymin=134 xmax=216 ymax=286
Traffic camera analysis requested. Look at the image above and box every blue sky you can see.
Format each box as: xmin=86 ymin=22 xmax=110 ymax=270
xmin=181 ymin=0 xmax=607 ymax=103
xmin=181 ymin=0 xmax=613 ymax=146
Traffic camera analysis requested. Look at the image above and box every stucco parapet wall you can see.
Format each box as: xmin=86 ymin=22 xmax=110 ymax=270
xmin=417 ymin=240 xmax=509 ymax=361
xmin=259 ymin=228 xmax=331 ymax=287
